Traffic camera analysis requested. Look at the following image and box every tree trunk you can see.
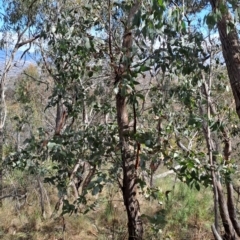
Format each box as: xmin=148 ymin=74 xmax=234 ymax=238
xmin=209 ymin=0 xmax=240 ymax=117
xmin=114 ymin=1 xmax=143 ymax=238
xmin=208 ymin=1 xmax=240 ymax=238
xmin=215 ymin=180 xmax=236 ymax=239
xmin=116 ymin=93 xmax=143 ymax=239
xmin=0 ymin=82 xmax=5 ymax=208
xmin=226 ymin=182 xmax=240 ymax=237
xmin=200 ymin=72 xmax=238 ymax=238
xmin=0 ymin=129 xmax=2 ymax=207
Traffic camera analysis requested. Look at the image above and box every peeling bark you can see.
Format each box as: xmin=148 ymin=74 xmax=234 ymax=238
xmin=114 ymin=1 xmax=143 ymax=238
xmin=55 ymin=96 xmax=68 ymax=136
xmin=116 ymin=74 xmax=143 ymax=239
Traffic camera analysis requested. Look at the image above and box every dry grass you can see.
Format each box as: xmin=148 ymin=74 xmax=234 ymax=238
xmin=0 ymin=171 xmax=215 ymax=240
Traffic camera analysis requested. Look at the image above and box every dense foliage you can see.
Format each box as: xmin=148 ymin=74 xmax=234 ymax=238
xmin=0 ymin=0 xmax=240 ymax=239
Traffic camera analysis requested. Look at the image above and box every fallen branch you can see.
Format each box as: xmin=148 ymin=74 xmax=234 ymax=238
xmin=0 ymin=193 xmax=26 ymax=200
xmin=153 ymin=170 xmax=175 ymax=179
xmin=153 ymin=166 xmax=181 ymax=179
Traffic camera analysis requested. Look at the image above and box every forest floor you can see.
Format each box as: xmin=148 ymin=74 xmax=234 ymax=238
xmin=0 ymin=169 xmax=215 ymax=240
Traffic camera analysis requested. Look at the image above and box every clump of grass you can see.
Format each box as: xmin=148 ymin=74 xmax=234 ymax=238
xmin=156 ymin=180 xmax=213 ymax=239
xmin=94 ymin=186 xmax=127 ymax=240
xmin=140 ymin=174 xmax=214 ymax=239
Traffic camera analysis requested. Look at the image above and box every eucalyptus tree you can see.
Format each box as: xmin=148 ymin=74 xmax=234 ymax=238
xmin=33 ymin=0 xmax=216 ymax=238
xmin=35 ymin=0 xmax=171 ymax=238
xmin=0 ymin=0 xmax=45 ymax=206
xmin=207 ymin=0 xmax=240 ymax=118
xmin=205 ymin=0 xmax=240 ymax=238
xmin=34 ymin=0 xmax=119 ymax=217
xmin=5 ymin=0 xmax=240 ymax=239
xmin=135 ymin=0 xmax=240 ymax=239
xmin=159 ymin=1 xmax=240 ymax=238
xmin=36 ymin=0 xmax=240 ymax=238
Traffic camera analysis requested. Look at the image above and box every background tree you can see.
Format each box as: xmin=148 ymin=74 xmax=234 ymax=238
xmin=0 ymin=0 xmax=44 ymax=206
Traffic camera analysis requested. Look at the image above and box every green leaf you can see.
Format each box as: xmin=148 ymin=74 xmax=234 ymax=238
xmin=145 ymin=140 xmax=152 ymax=147
xmin=158 ymin=0 xmax=163 ymax=6
xmin=92 ymin=185 xmax=100 ymax=195
xmin=44 ymin=177 xmax=55 ymax=185
xmin=132 ymin=9 xmax=141 ymax=27
xmin=188 ymin=115 xmax=203 ymax=127
xmin=131 ymin=80 xmax=140 ymax=85
xmin=47 ymin=141 xmax=57 ymax=150
xmin=205 ymin=13 xmax=217 ymax=29
xmin=195 ymin=182 xmax=200 ymax=191
xmin=136 ymin=93 xmax=145 ymax=100
xmin=140 ymin=65 xmax=151 ymax=72
xmin=88 ymin=71 xmax=93 ymax=77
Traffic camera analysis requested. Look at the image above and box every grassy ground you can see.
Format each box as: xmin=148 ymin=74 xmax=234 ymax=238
xmin=0 ymin=170 xmax=215 ymax=240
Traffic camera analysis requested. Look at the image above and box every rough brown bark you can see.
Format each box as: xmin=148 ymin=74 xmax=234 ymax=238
xmin=114 ymin=1 xmax=143 ymax=239
xmin=116 ymin=93 xmax=143 ymax=239
xmin=81 ymin=164 xmax=96 ymax=192
xmin=55 ymin=97 xmax=68 ymax=136
xmin=209 ymin=0 xmax=240 ymax=117
xmin=115 ymin=58 xmax=143 ymax=239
